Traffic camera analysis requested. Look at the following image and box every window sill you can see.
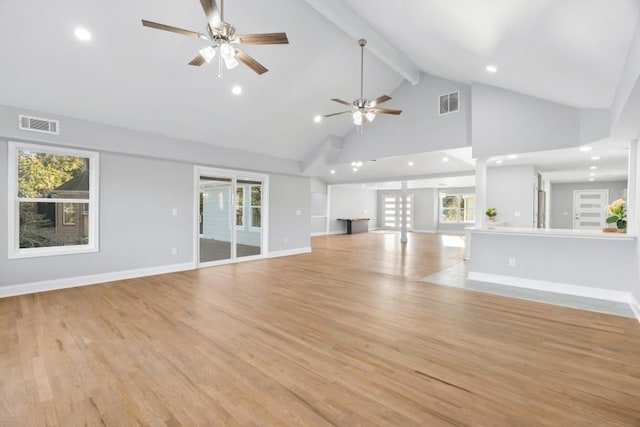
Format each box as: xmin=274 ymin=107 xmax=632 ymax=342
xmin=9 ymin=245 xmax=99 ymax=260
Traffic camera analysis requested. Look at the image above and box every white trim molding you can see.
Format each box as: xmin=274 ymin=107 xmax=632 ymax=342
xmin=268 ymin=247 xmax=312 ymax=258
xmin=630 ymin=294 xmax=640 ymax=323
xmin=467 ymin=271 xmax=633 ymax=304
xmin=0 ymin=263 xmax=194 ymax=299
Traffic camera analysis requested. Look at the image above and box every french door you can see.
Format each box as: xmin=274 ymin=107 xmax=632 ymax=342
xmin=195 ymin=167 xmax=268 ymax=267
xmin=573 ymin=189 xmax=608 ymax=230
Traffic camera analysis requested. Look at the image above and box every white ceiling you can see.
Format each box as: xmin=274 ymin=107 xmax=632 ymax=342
xmin=343 ymin=0 xmax=639 ymax=108
xmin=0 ymin=0 xmax=638 ymax=165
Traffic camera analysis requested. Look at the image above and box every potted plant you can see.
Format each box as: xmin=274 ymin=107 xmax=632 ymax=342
xmin=605 ymin=199 xmax=627 ymax=232
xmin=486 ymin=207 xmax=497 ymax=223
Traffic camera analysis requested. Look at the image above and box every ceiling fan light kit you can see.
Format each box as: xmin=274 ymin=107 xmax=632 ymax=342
xmin=142 ymin=0 xmax=288 ymax=78
xmin=325 ymin=39 xmax=402 ymax=131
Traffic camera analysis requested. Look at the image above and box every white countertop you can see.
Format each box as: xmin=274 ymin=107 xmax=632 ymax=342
xmin=468 ymin=226 xmax=636 ymax=240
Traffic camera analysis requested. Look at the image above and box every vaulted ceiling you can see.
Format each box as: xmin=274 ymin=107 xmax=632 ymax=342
xmin=0 ymin=0 xmax=638 ymax=163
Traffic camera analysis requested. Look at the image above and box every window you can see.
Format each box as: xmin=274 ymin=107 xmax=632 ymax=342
xmin=235 ymin=187 xmax=244 ymax=227
xmin=235 ymin=183 xmax=262 ymax=230
xmin=250 ymin=186 xmax=261 ymax=229
xmin=440 ymin=193 xmax=475 ymax=223
xmin=8 ymin=142 xmax=99 ymax=258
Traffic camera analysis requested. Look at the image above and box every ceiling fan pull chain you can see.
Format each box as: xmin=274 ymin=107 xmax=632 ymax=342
xmin=218 ymin=52 xmax=223 ymax=79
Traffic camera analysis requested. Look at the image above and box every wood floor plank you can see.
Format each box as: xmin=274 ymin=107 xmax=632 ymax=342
xmin=1 ymin=232 xmax=639 ymax=426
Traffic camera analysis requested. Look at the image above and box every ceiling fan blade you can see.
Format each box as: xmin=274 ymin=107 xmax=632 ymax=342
xmin=237 ymin=32 xmax=289 ymax=45
xmin=324 ymin=111 xmax=351 ymax=117
xmin=199 ymin=0 xmax=222 ymax=29
xmin=368 ymin=95 xmax=391 ymax=107
xmin=330 ymin=98 xmax=353 ymax=107
xmin=371 ymin=108 xmax=402 ymax=115
xmin=188 ymin=54 xmax=207 ymax=66
xmin=142 ymin=20 xmax=210 ymax=40
xmin=235 ymin=48 xmax=268 ymax=75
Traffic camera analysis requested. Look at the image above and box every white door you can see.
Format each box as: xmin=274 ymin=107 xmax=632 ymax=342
xmin=573 ymin=189 xmax=608 ymax=230
xmin=382 ymin=195 xmax=412 ymax=230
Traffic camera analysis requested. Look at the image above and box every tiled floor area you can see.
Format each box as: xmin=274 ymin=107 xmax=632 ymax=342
xmin=422 ymin=261 xmax=637 ymax=318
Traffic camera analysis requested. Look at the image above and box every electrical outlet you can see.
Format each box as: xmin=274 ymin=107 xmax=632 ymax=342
xmin=508 ymin=257 xmax=516 ymax=267
xmin=514 ymin=212 xmax=521 ymax=217
xmin=172 ymin=208 xmax=178 ymax=216
xmin=284 ymin=237 xmax=288 ymax=244
xmin=295 ymin=210 xmax=302 ymax=216
xmin=171 ymin=248 xmax=178 ymax=255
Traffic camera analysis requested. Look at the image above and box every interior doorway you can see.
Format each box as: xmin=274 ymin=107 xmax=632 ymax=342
xmin=195 ymin=167 xmax=268 ymax=267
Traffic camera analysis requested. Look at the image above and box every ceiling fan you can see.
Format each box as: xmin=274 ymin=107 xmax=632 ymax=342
xmin=142 ymin=0 xmax=288 ymax=77
xmin=325 ymin=39 xmax=402 ymax=128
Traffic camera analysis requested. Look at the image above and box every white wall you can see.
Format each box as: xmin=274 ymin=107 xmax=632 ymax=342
xmin=338 ymin=73 xmax=471 ymax=163
xmin=487 ymin=165 xmax=537 ymax=227
xmin=329 ymin=186 xmax=377 ymax=233
xmin=550 ymin=180 xmax=628 ymax=229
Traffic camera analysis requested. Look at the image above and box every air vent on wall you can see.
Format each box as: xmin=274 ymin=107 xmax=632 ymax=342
xmin=439 ymin=91 xmax=459 ymax=115
xmin=18 ymin=115 xmax=59 ymax=135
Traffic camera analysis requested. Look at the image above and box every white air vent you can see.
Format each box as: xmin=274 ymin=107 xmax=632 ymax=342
xmin=439 ymin=91 xmax=460 ymax=115
xmin=18 ymin=115 xmax=59 ymax=135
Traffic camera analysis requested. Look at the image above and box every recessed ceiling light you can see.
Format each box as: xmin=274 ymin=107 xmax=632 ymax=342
xmin=591 ymin=156 xmax=601 ymax=161
xmin=589 ymin=178 xmax=596 ymax=181
xmin=507 ymin=154 xmax=518 ymax=159
xmin=590 ymin=173 xmax=596 ymax=176
xmin=485 ymin=65 xmax=498 ymax=73
xmin=590 ymin=166 xmax=598 ymax=170
xmin=314 ymin=115 xmax=322 ymax=123
xmin=330 ymin=169 xmax=336 ymax=174
xmin=408 ymin=161 xmax=414 ymax=166
xmin=579 ymin=146 xmax=592 ymax=152
xmin=231 ymin=85 xmax=242 ymax=95
xmin=74 ymin=27 xmax=92 ymax=42
xmin=442 ymin=157 xmax=449 ymax=162
xmin=352 ymin=167 xmax=358 ymax=172
xmin=495 ymin=159 xmax=503 ymax=164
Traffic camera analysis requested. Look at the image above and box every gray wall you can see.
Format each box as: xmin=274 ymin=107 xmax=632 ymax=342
xmin=269 ymin=174 xmax=311 ymax=252
xmin=487 ymin=165 xmax=537 ymax=228
xmin=329 ymin=186 xmax=377 ymax=233
xmin=338 ymin=73 xmax=471 ymax=162
xmin=550 ymin=180 xmax=627 ymax=229
xmin=0 ymin=149 xmax=194 ymax=287
xmin=412 ymin=188 xmax=438 ymax=231
xmin=0 ymin=108 xmax=312 ymax=287
xmin=469 ymin=232 xmax=637 ymax=294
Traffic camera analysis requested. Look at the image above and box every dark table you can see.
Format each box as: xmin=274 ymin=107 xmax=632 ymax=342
xmin=337 ymin=218 xmax=370 ymax=234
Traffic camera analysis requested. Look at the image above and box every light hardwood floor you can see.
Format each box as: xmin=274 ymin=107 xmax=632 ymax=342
xmin=1 ymin=232 xmax=640 ymax=426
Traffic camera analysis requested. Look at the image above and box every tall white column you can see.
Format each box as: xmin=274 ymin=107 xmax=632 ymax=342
xmin=475 ymin=158 xmax=488 ymax=229
xmin=628 ymin=139 xmax=638 ymax=235
xmin=401 ymin=180 xmax=408 ymax=243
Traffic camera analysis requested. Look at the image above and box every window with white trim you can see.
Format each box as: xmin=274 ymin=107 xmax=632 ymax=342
xmin=8 ymin=142 xmax=99 ymax=258
xmin=440 ymin=193 xmax=475 ymax=223
xmin=235 ymin=183 xmax=262 ymax=230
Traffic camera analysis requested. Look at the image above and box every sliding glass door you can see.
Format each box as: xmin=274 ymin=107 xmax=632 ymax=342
xmin=196 ymin=168 xmax=267 ymax=267
xmin=199 ymin=177 xmax=233 ymax=263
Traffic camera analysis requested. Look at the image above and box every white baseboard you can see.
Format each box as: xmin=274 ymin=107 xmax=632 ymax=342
xmin=0 ymin=263 xmax=194 ymax=299
xmin=630 ymin=295 xmax=640 ymax=323
xmin=325 ymin=231 xmax=346 ymax=235
xmin=311 ymin=232 xmax=327 ymax=237
xmin=410 ymin=229 xmax=437 ymax=234
xmin=268 ymin=247 xmax=312 ymax=258
xmin=467 ymin=271 xmax=633 ymax=304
